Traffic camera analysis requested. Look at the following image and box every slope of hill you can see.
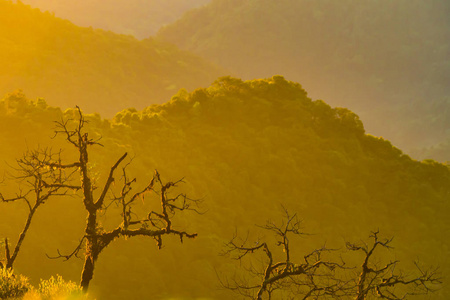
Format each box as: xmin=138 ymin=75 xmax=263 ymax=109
xmin=18 ymin=0 xmax=211 ymax=39
xmin=0 ymin=0 xmax=224 ymax=116
xmin=157 ymin=0 xmax=450 ymax=160
xmin=1 ymin=77 xmax=449 ymax=299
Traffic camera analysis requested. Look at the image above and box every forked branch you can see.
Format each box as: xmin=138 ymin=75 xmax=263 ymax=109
xmin=347 ymin=231 xmax=442 ymax=300
xmin=221 ymin=209 xmax=349 ymax=299
xmin=47 ymin=107 xmax=200 ymax=291
xmin=1 ymin=147 xmax=80 ymax=269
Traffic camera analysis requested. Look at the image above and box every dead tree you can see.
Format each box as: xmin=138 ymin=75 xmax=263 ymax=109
xmin=46 ymin=107 xmax=199 ymax=291
xmin=0 ymin=148 xmax=80 ymax=269
xmin=222 ymin=212 xmax=441 ymax=300
xmin=346 ymin=231 xmax=441 ymax=300
xmin=221 ymin=209 xmax=349 ymax=299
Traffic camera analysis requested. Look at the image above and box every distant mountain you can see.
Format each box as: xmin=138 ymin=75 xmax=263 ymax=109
xmin=413 ymin=137 xmax=450 ymax=163
xmin=1 ymin=77 xmax=449 ymax=299
xmin=18 ymin=0 xmax=211 ymax=38
xmin=157 ymin=0 xmax=450 ymax=160
xmin=0 ymin=0 xmax=224 ymax=116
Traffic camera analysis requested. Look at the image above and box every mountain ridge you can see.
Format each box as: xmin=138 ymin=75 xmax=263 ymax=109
xmin=1 ymin=76 xmax=448 ymax=299
xmin=0 ymin=0 xmax=225 ymax=116
xmin=157 ymin=0 xmax=450 ymax=160
xmin=19 ymin=0 xmax=212 ymax=39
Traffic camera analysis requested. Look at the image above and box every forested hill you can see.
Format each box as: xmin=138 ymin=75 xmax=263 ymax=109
xmin=0 ymin=0 xmax=224 ymax=116
xmin=1 ymin=77 xmax=449 ymax=299
xmin=157 ymin=0 xmax=450 ymax=160
xmin=19 ymin=0 xmax=211 ymax=38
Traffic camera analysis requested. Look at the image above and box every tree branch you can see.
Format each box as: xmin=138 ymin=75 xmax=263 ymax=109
xmin=95 ymin=152 xmax=128 ymax=209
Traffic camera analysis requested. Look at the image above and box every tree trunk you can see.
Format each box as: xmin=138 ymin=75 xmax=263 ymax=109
xmin=80 ymin=246 xmax=96 ymax=292
xmin=5 ymin=208 xmax=37 ymax=269
xmin=80 ymin=210 xmax=98 ymax=291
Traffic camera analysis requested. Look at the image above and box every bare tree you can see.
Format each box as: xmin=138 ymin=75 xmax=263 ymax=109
xmin=346 ymin=231 xmax=441 ymax=300
xmin=45 ymin=107 xmax=199 ymax=291
xmin=222 ymin=211 xmax=441 ymax=300
xmin=220 ymin=209 xmax=349 ymax=300
xmin=0 ymin=147 xmax=80 ymax=269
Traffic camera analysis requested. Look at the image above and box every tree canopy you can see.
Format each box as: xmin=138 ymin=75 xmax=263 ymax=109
xmin=1 ymin=77 xmax=449 ymax=299
xmin=0 ymin=0 xmax=224 ymax=117
xmin=157 ymin=0 xmax=450 ymax=160
xmin=19 ymin=0 xmax=211 ymax=38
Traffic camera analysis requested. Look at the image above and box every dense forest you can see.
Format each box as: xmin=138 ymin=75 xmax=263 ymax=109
xmin=19 ymin=0 xmax=211 ymax=38
xmin=0 ymin=0 xmax=224 ymax=116
xmin=157 ymin=0 xmax=450 ymax=161
xmin=4 ymin=0 xmax=449 ymax=161
xmin=1 ymin=0 xmax=449 ymax=299
xmin=1 ymin=77 xmax=449 ymax=299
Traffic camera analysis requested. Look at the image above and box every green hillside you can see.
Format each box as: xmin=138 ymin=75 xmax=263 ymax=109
xmin=1 ymin=77 xmax=449 ymax=299
xmin=157 ymin=0 xmax=450 ymax=160
xmin=19 ymin=0 xmax=211 ymax=38
xmin=0 ymin=0 xmax=224 ymax=116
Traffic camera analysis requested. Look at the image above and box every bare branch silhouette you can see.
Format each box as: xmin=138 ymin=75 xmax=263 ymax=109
xmin=347 ymin=231 xmax=442 ymax=300
xmin=1 ymin=147 xmax=80 ymax=269
xmin=221 ymin=209 xmax=350 ymax=299
xmin=47 ymin=107 xmax=199 ymax=291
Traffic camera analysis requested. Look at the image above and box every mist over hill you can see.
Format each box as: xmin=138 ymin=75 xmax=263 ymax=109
xmin=18 ymin=0 xmax=211 ymax=39
xmin=157 ymin=0 xmax=450 ymax=160
xmin=0 ymin=0 xmax=224 ymax=116
xmin=414 ymin=137 xmax=450 ymax=162
xmin=1 ymin=77 xmax=449 ymax=299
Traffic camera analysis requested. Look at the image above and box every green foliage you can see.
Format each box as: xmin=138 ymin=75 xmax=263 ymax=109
xmin=157 ymin=0 xmax=450 ymax=159
xmin=0 ymin=78 xmax=449 ymax=299
xmin=0 ymin=267 xmax=31 ymax=299
xmin=30 ymin=275 xmax=86 ymax=300
xmin=0 ymin=269 xmax=88 ymax=300
xmin=20 ymin=0 xmax=210 ymax=38
xmin=0 ymin=0 xmax=223 ymax=116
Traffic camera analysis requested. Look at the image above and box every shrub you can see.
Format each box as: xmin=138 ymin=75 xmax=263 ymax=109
xmin=0 ymin=267 xmax=31 ymax=299
xmin=22 ymin=275 xmax=89 ymax=300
